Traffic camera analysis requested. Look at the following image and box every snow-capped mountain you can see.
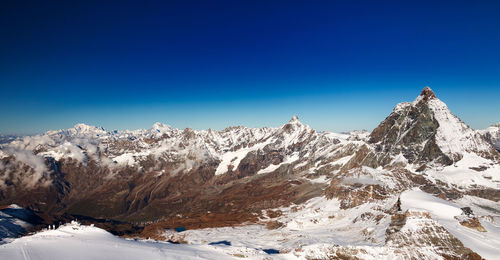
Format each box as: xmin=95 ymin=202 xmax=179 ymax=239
xmin=479 ymin=123 xmax=500 ymax=151
xmin=0 ymin=88 xmax=499 ymax=259
xmin=323 ymin=88 xmax=499 ymax=212
xmin=0 ymin=113 xmax=367 ymax=224
xmin=367 ymin=87 xmax=496 ymax=166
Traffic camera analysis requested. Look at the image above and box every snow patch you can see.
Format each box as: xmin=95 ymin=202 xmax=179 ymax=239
xmin=215 ymin=141 xmax=271 ymax=175
xmin=257 ymin=152 xmax=299 ymax=174
xmin=424 ymin=152 xmax=500 ymax=189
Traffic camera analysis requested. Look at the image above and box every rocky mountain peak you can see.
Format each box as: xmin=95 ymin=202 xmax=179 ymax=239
xmin=281 ymin=115 xmax=307 ymax=133
xmin=289 ymin=114 xmax=300 ymax=124
xmin=367 ymin=87 xmax=497 ymax=167
xmin=414 ymin=87 xmax=437 ymax=104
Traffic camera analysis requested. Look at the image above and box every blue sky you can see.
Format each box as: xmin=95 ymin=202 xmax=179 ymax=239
xmin=1 ymin=1 xmax=499 ymax=135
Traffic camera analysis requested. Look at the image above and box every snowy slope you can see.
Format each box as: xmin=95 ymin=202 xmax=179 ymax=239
xmin=419 ymin=152 xmax=500 ymax=189
xmin=479 ymin=123 xmax=500 ymax=150
xmin=424 ymin=95 xmax=493 ymax=159
xmin=0 ymin=222 xmax=236 ymax=260
xmin=0 ymin=205 xmax=38 ymax=244
xmin=401 ymin=188 xmax=500 ymax=260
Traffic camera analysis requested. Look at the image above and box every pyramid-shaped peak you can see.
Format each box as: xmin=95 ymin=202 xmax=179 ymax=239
xmin=414 ymin=87 xmax=437 ymax=104
xmin=281 ymin=114 xmax=311 ymax=135
xmin=371 ymin=86 xmax=496 ymax=166
xmin=288 ymin=115 xmax=302 ymax=124
xmin=420 ymin=87 xmax=436 ymax=98
xmin=281 ymin=115 xmax=306 ymax=130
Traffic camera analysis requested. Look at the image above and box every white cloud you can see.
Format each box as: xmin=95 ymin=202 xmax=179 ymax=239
xmin=3 ymin=148 xmax=49 ymax=187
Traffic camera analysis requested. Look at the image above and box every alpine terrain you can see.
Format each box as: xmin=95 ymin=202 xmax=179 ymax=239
xmin=1 ymin=87 xmax=499 ymax=259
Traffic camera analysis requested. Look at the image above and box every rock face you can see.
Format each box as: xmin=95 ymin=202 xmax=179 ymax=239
xmin=0 ymin=87 xmax=499 ymax=259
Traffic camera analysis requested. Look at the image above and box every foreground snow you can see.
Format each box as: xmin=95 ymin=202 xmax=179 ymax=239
xmin=0 ymin=222 xmax=235 ymax=260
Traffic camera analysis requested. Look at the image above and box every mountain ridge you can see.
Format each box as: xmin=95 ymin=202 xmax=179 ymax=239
xmin=1 ymin=88 xmax=499 ymax=259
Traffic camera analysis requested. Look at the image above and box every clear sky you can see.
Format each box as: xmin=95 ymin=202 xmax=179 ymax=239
xmin=1 ymin=0 xmax=499 ymax=135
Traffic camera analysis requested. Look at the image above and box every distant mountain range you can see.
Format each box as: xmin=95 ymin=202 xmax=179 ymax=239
xmin=1 ymin=87 xmax=499 ymax=259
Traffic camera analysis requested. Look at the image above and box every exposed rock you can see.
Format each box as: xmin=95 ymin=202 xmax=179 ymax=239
xmin=456 ymin=217 xmax=487 ymax=232
xmin=386 ymin=210 xmax=482 ymax=259
xmin=265 ymin=220 xmax=284 ymax=230
xmin=461 ymin=207 xmax=474 ymax=217
xmin=324 ymin=179 xmax=389 ymax=209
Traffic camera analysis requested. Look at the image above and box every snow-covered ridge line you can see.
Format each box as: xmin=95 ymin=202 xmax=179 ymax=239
xmin=413 ymin=87 xmax=493 ymax=157
xmin=0 ymin=116 xmax=364 ymax=176
xmin=427 ymin=98 xmax=492 ymax=157
xmin=1 ymin=88 xmax=498 ymax=190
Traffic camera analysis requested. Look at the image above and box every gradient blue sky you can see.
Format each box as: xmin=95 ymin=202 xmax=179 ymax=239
xmin=1 ymin=0 xmax=499 ymax=135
